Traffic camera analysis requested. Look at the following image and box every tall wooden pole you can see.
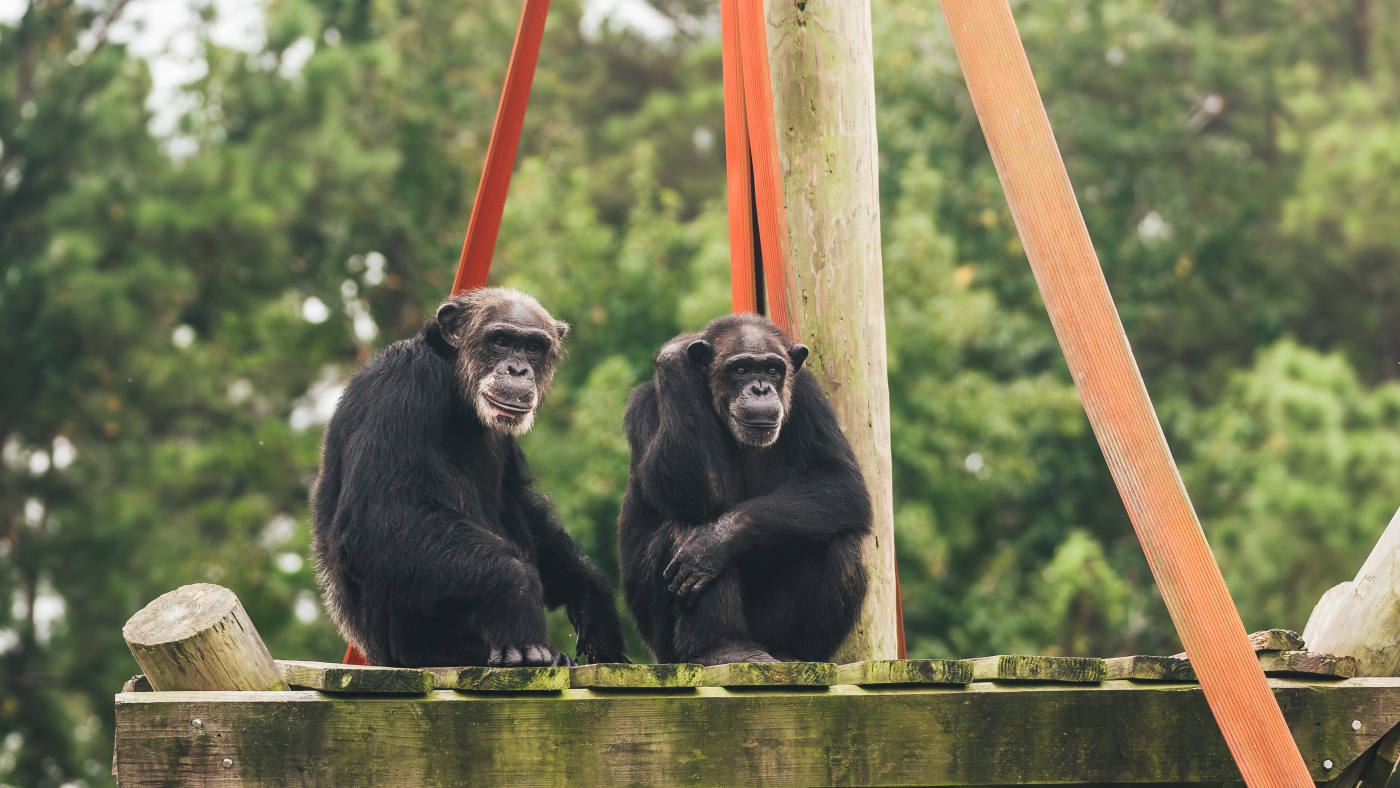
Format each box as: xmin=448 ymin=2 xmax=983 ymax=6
xmin=764 ymin=0 xmax=899 ymax=661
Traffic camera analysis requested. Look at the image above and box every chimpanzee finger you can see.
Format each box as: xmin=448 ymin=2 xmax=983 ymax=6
xmin=521 ymin=644 xmax=549 ymax=666
xmin=554 ymin=651 xmax=576 ymax=667
xmin=502 ymin=646 xmax=524 ymax=666
xmin=488 ymin=647 xmax=506 ymax=667
xmin=663 ymin=557 xmax=681 ymax=583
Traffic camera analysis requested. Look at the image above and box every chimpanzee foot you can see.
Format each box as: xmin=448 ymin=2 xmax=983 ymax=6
xmin=488 ymin=644 xmax=571 ymax=667
xmin=692 ymin=641 xmax=780 ymax=666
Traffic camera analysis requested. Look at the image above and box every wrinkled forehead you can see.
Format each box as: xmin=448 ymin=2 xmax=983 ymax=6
xmin=715 ymin=322 xmax=785 ymax=359
xmin=482 ymin=300 xmax=554 ymax=336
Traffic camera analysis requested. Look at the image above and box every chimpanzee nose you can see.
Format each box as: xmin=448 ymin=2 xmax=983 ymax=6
xmin=750 ymin=381 xmax=773 ymax=396
xmin=506 ymin=361 xmax=531 ymax=377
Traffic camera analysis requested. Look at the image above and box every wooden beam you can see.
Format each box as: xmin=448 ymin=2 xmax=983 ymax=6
xmin=122 ymin=584 xmax=286 ymax=692
xmin=702 ymin=662 xmax=835 ymax=688
xmin=1305 ymin=507 xmax=1400 ymax=677
xmin=1105 ymin=656 xmax=1197 ymax=682
xmin=569 ymin=663 xmax=703 ymax=689
xmin=113 ymin=679 xmax=1400 ymax=785
xmin=763 ymin=0 xmax=899 ymax=662
xmin=430 ymin=666 xmax=570 ymax=692
xmin=277 ymin=661 xmax=433 ymax=694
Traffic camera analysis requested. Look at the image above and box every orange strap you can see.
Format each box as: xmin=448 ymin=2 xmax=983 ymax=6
xmin=940 ymin=3 xmax=1310 ymax=784
xmin=451 ymin=0 xmax=552 ymax=295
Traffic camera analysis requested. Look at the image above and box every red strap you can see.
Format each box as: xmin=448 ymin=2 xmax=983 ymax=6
xmin=721 ymin=0 xmax=759 ymax=315
xmin=343 ymin=644 xmax=368 ymax=665
xmin=452 ymin=0 xmax=553 ymax=295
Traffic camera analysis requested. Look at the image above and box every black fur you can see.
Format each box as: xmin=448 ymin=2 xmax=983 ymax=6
xmin=618 ymin=314 xmax=872 ymax=665
xmin=311 ymin=288 xmax=628 ymax=668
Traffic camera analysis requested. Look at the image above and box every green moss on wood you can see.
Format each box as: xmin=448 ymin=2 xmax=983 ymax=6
xmin=431 ymin=666 xmax=570 ymax=691
xmin=702 ymin=662 xmax=836 ymax=687
xmin=968 ymin=655 xmax=1106 ymax=683
xmin=570 ymin=663 xmax=703 ymax=689
xmin=1104 ymin=656 xmax=1197 ymax=682
xmin=277 ymin=660 xmax=433 ymax=694
xmin=837 ymin=660 xmax=972 ymax=686
xmin=1260 ymin=651 xmax=1357 ymax=679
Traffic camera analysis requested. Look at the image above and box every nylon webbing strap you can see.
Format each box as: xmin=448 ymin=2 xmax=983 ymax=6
xmin=452 ymin=0 xmax=552 ymax=295
xmin=721 ymin=0 xmax=797 ymax=340
xmin=940 ymin=3 xmax=1310 ymax=783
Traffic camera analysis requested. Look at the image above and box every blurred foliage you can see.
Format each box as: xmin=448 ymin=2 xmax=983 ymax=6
xmin=1 ymin=0 xmax=1398 ymax=784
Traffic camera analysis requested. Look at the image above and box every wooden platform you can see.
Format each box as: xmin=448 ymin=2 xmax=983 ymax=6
xmin=113 ymin=674 xmax=1400 ymax=786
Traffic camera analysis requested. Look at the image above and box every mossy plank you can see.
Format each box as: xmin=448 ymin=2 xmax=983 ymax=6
xmin=430 ymin=666 xmax=569 ymax=692
xmin=1259 ymin=651 xmax=1357 ymax=679
xmin=1104 ymin=656 xmax=1197 ymax=682
xmin=113 ymin=679 xmax=1400 ymax=785
xmin=569 ymin=663 xmax=702 ymax=689
xmin=702 ymin=662 xmax=835 ymax=687
xmin=967 ymin=655 xmax=1106 ymax=683
xmin=277 ymin=660 xmax=432 ymax=694
xmin=1170 ymin=628 xmax=1306 ymax=659
xmin=836 ymin=660 xmax=972 ymax=686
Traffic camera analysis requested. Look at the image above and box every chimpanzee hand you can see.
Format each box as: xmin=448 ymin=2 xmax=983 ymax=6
xmin=488 ymin=643 xmax=575 ymax=667
xmin=568 ymin=597 xmax=632 ymax=665
xmin=664 ymin=518 xmax=736 ymax=608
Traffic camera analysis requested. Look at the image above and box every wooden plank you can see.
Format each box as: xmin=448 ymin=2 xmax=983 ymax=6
xmin=1260 ymin=651 xmax=1358 ymax=680
xmin=967 ymin=655 xmax=1106 ymax=683
xmin=835 ymin=660 xmax=972 ymax=686
xmin=702 ymin=662 xmax=835 ymax=688
xmin=277 ymin=660 xmax=433 ymax=694
xmin=112 ymin=679 xmax=1400 ymax=785
xmin=569 ymin=663 xmax=702 ymax=690
xmin=430 ymin=666 xmax=570 ymax=692
xmin=1170 ymin=629 xmax=1306 ymax=659
xmin=1104 ymin=656 xmax=1196 ymax=682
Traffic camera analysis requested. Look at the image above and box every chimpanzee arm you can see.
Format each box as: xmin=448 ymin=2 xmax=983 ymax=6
xmin=624 ymin=344 xmax=731 ymax=523
xmin=505 ymin=446 xmax=630 ymax=663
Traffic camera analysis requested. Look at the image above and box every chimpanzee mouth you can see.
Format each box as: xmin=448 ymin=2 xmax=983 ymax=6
xmin=735 ymin=419 xmax=780 ymax=430
xmin=483 ymin=394 xmax=533 ymax=417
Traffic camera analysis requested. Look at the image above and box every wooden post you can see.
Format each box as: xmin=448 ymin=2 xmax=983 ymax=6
xmin=1305 ymin=507 xmax=1400 ymax=677
xmin=763 ymin=0 xmax=899 ymax=662
xmin=123 ymin=584 xmax=287 ymax=692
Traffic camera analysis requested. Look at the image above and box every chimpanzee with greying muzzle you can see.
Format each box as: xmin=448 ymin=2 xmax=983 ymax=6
xmin=619 ymin=313 xmax=872 ymax=665
xmin=311 ymin=288 xmax=628 ymax=668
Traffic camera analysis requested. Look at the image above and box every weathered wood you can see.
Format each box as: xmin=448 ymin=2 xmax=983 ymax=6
xmin=1105 ymin=656 xmax=1197 ymax=682
xmin=121 ymin=675 xmax=153 ymax=693
xmin=569 ymin=663 xmax=702 ymax=689
xmin=113 ymin=679 xmax=1400 ymax=785
xmin=836 ymin=659 xmax=972 ymax=686
xmin=122 ymin=584 xmax=286 ymax=692
xmin=277 ymin=660 xmax=433 ymax=694
xmin=968 ymin=655 xmax=1107 ymax=683
xmin=1259 ymin=651 xmax=1358 ymax=680
xmin=1305 ymin=508 xmax=1400 ymax=678
xmin=1357 ymin=726 xmax=1400 ymax=786
xmin=764 ymin=0 xmax=898 ymax=664
xmin=430 ymin=665 xmax=570 ymax=692
xmin=702 ymin=662 xmax=835 ymax=687
xmin=1170 ymin=629 xmax=1306 ymax=659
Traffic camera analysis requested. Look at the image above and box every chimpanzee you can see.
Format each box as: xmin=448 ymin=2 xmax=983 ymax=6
xmin=311 ymin=287 xmax=628 ymax=668
xmin=618 ymin=313 xmax=872 ymax=665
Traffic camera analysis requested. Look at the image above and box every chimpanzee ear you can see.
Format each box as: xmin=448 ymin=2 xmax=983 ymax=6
xmin=553 ymin=320 xmax=570 ymax=341
xmin=435 ymin=302 xmax=464 ymax=345
xmin=687 ymin=339 xmax=713 ymax=366
xmin=788 ymin=344 xmax=810 ymax=371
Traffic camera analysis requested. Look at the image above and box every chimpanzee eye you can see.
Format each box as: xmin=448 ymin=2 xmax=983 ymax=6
xmin=766 ymin=367 xmax=779 ymax=377
xmin=526 ymin=342 xmax=541 ymax=355
xmin=734 ymin=366 xmax=747 ymax=377
xmin=492 ymin=337 xmax=509 ymax=349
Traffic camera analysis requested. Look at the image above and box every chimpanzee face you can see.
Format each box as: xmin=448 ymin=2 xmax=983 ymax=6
xmin=436 ymin=289 xmax=569 ymax=437
xmin=687 ymin=316 xmax=809 ymax=449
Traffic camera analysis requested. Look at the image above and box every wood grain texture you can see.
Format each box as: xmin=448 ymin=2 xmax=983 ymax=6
xmin=937 ymin=2 xmax=1312 ymax=783
xmin=836 ymin=659 xmax=972 ymax=686
xmin=1259 ymin=651 xmax=1358 ymax=680
xmin=702 ymin=662 xmax=835 ymax=687
xmin=430 ymin=666 xmax=570 ymax=692
xmin=764 ymin=0 xmax=899 ymax=663
xmin=1171 ymin=629 xmax=1305 ymax=659
xmin=1105 ymin=656 xmax=1197 ymax=682
xmin=277 ymin=661 xmax=433 ymax=694
xmin=1305 ymin=507 xmax=1400 ymax=678
xmin=569 ymin=663 xmax=703 ymax=689
xmin=122 ymin=584 xmax=286 ymax=692
xmin=968 ymin=655 xmax=1107 ymax=683
xmin=112 ymin=679 xmax=1400 ymax=786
